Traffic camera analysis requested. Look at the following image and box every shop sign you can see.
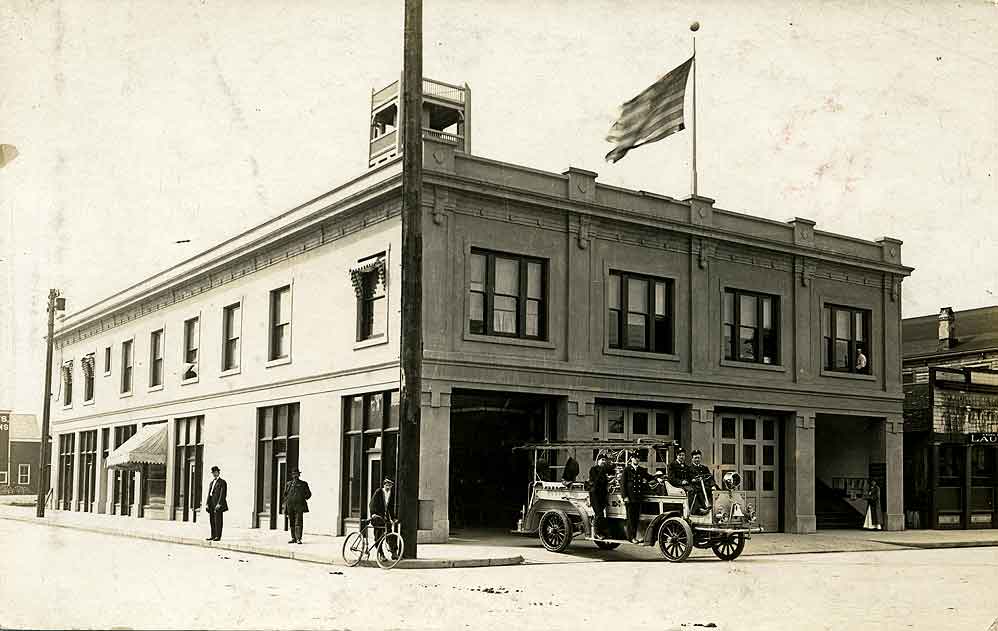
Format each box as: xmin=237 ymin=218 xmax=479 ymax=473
xmin=969 ymin=432 xmax=998 ymax=444
xmin=0 ymin=414 xmax=9 ymax=474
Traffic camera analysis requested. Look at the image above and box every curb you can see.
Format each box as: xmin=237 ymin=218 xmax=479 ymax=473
xmin=0 ymin=514 xmax=523 ymax=569
xmin=878 ymin=540 xmax=998 ymax=550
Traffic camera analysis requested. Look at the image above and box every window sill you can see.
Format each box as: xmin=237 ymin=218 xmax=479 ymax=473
xmin=103 ymin=372 xmax=111 ymax=378
xmin=265 ymin=356 xmax=292 ymax=369
xmin=603 ymin=347 xmax=680 ymax=362
xmin=463 ymin=332 xmax=556 ymax=349
xmin=354 ymin=336 xmax=389 ymax=350
xmin=220 ymin=367 xmax=241 ymax=378
xmin=120 ymin=391 xmax=133 ymax=399
xmin=148 ymin=384 xmax=164 ymax=393
xmin=82 ymin=399 xmax=95 ymax=407
xmin=719 ymin=359 xmax=786 ymax=372
xmin=181 ymin=376 xmax=200 ymax=386
xmin=821 ymin=369 xmax=876 ymax=382
xmin=61 ymin=404 xmax=73 ymax=411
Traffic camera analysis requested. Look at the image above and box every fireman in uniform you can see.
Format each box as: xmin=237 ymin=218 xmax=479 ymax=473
xmin=687 ymin=449 xmax=718 ymax=515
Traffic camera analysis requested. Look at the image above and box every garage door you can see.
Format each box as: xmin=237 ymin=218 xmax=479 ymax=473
xmin=717 ymin=413 xmax=780 ymax=532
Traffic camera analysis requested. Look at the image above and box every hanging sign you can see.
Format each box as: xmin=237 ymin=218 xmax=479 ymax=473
xmin=970 ymin=432 xmax=998 ymax=444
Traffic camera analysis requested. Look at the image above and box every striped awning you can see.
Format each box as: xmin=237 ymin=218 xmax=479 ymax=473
xmin=106 ymin=423 xmax=168 ymax=469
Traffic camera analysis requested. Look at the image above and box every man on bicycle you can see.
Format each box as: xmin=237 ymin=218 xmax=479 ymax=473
xmin=369 ymin=477 xmax=398 ymax=559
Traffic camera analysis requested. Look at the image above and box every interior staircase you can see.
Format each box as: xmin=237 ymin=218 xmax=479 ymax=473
xmin=815 ymin=478 xmax=864 ymax=529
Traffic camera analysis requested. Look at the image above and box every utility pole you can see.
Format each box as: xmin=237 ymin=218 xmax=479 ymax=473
xmin=36 ymin=289 xmax=64 ymax=518
xmin=397 ymin=0 xmax=423 ymax=559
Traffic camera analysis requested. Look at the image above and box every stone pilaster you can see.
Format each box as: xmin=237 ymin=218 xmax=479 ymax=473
xmin=418 ymin=385 xmax=451 ymax=543
xmin=883 ymin=415 xmax=905 ymax=531
xmin=785 ymin=411 xmax=817 ymax=534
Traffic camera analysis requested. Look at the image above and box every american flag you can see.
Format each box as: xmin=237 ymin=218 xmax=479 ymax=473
xmin=605 ymin=57 xmax=694 ymax=163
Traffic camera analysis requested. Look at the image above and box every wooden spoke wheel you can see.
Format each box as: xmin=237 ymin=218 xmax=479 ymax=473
xmin=538 ymin=510 xmax=573 ymax=552
xmin=711 ymin=533 xmax=746 ymax=561
xmin=657 ymin=516 xmax=694 ymax=562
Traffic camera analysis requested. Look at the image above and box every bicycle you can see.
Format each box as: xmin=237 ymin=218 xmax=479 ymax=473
xmin=341 ymin=517 xmax=405 ymax=569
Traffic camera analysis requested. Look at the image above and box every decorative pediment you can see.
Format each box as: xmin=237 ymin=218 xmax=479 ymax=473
xmin=81 ymin=354 xmax=95 ymax=379
xmin=349 ymin=255 xmax=387 ymax=298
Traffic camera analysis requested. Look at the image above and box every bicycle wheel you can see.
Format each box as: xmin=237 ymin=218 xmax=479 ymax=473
xmin=376 ymin=533 xmax=405 ymax=569
xmin=342 ymin=531 xmax=366 ymax=567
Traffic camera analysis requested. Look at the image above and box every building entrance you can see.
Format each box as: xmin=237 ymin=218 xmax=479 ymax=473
xmin=716 ymin=412 xmax=781 ymax=532
xmin=449 ymin=391 xmax=552 ymax=531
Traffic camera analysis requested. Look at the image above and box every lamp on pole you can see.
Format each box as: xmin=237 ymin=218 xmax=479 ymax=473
xmin=36 ymin=289 xmax=65 ymax=518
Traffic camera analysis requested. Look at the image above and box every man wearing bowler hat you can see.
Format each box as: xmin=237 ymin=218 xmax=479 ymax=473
xmin=205 ymin=465 xmax=228 ymax=541
xmin=281 ymin=467 xmax=312 ymax=544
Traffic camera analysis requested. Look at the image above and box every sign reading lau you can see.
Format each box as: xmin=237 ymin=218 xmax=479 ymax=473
xmin=970 ymin=432 xmax=998 ymax=444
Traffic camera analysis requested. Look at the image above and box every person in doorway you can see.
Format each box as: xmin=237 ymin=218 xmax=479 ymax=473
xmin=864 ymin=479 xmax=882 ymax=530
xmin=668 ymin=447 xmax=690 ymax=489
xmin=686 ymin=450 xmax=718 ymax=515
xmin=205 ymin=465 xmax=228 ymax=542
xmin=369 ymin=477 xmax=399 ymax=559
xmin=281 ymin=468 xmax=312 ymax=544
xmin=621 ymin=453 xmax=653 ymax=543
xmin=588 ymin=454 xmax=611 ymax=538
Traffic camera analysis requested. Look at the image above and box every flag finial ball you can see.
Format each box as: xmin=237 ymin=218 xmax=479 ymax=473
xmin=690 ymin=21 xmax=700 ymax=32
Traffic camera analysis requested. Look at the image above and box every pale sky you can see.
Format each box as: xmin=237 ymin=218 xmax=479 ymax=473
xmin=2 ymin=0 xmax=997 ymax=413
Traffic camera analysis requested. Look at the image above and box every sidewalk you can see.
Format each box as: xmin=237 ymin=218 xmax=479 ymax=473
xmin=0 ymin=505 xmax=523 ymax=569
xmin=4 ymin=504 xmax=998 ymax=568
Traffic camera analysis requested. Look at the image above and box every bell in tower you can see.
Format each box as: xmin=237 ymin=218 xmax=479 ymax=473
xmin=369 ymin=77 xmax=470 ymax=169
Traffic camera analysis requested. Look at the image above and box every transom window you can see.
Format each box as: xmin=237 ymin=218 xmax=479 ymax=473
xmin=469 ymin=249 xmax=546 ymax=340
xmin=607 ymin=271 xmax=674 ymax=353
xmin=823 ymin=305 xmax=871 ymax=374
xmin=723 ymin=289 xmax=779 ymax=365
xmin=269 ymin=286 xmax=291 ymax=361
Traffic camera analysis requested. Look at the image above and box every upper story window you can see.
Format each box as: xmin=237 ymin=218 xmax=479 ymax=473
xmin=183 ymin=317 xmax=199 ymax=380
xmin=723 ymin=289 xmax=779 ymax=365
xmin=61 ymin=360 xmax=73 ymax=406
xmin=121 ymin=340 xmax=134 ymax=394
xmin=607 ymin=271 xmax=674 ymax=353
xmin=222 ymin=303 xmax=241 ymax=371
xmin=149 ymin=329 xmax=164 ymax=387
xmin=269 ymin=286 xmax=292 ymax=361
xmin=103 ymin=346 xmax=112 ymax=376
xmin=823 ymin=305 xmax=871 ymax=374
xmin=469 ymin=249 xmax=546 ymax=340
xmin=82 ymin=353 xmax=96 ymax=402
xmin=350 ymin=254 xmax=387 ymax=342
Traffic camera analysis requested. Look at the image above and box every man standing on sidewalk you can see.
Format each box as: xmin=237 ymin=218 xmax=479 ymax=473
xmin=205 ymin=466 xmax=228 ymax=541
xmin=281 ymin=468 xmax=311 ymax=544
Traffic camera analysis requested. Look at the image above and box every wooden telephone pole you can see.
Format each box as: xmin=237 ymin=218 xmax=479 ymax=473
xmin=398 ymin=0 xmax=423 ymax=559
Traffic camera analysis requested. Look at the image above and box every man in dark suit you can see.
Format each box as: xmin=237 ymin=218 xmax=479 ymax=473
xmin=621 ymin=454 xmax=653 ymax=543
xmin=588 ymin=454 xmax=610 ymax=538
xmin=687 ymin=449 xmax=718 ymax=515
xmin=205 ymin=465 xmax=228 ymax=541
xmin=668 ymin=447 xmax=690 ymax=488
xmin=369 ymin=477 xmax=398 ymax=559
xmin=281 ymin=468 xmax=312 ymax=544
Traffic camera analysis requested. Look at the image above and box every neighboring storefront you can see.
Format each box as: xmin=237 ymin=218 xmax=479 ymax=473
xmin=0 ymin=413 xmax=40 ymax=495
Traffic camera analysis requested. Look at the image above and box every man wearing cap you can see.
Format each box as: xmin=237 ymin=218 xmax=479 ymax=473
xmin=205 ymin=465 xmax=228 ymax=541
xmin=588 ymin=453 xmax=611 ymax=539
xmin=687 ymin=450 xmax=718 ymax=515
xmin=369 ymin=477 xmax=398 ymax=559
xmin=281 ymin=467 xmax=312 ymax=544
xmin=668 ymin=447 xmax=690 ymax=489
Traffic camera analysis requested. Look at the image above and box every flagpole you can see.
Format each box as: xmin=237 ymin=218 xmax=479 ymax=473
xmin=690 ymin=23 xmax=699 ymax=197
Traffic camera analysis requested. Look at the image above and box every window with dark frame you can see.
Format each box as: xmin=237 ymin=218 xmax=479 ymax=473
xmin=823 ymin=305 xmax=871 ymax=374
xmin=723 ymin=289 xmax=779 ymax=364
xmin=183 ymin=317 xmax=199 ymax=380
xmin=18 ymin=464 xmax=30 ymax=486
xmin=607 ymin=271 xmax=674 ymax=353
xmin=222 ymin=303 xmax=241 ymax=371
xmin=62 ymin=361 xmax=73 ymax=406
xmin=269 ymin=286 xmax=291 ymax=361
xmin=104 ymin=346 xmax=112 ymax=375
xmin=468 ymin=249 xmax=546 ymax=339
xmin=121 ymin=340 xmax=133 ymax=394
xmin=149 ymin=329 xmax=164 ymax=387
xmin=354 ymin=255 xmax=387 ymax=342
xmin=342 ymin=390 xmax=399 ymax=520
xmin=58 ymin=433 xmax=75 ymax=508
xmin=82 ymin=354 xmax=95 ymax=402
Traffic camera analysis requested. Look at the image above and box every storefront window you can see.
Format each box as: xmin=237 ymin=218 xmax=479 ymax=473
xmin=256 ymin=403 xmax=300 ymax=530
xmin=342 ymin=390 xmax=399 ymax=521
xmin=971 ymin=447 xmax=996 ymax=485
xmin=938 ymin=445 xmax=964 ymax=486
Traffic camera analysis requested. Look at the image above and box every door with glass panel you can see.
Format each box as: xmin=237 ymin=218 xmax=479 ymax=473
xmin=717 ymin=413 xmax=780 ymax=532
xmin=593 ymin=405 xmax=676 ymax=472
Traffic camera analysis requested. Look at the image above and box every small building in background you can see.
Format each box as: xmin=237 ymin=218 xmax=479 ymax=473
xmin=0 ymin=411 xmax=41 ymax=495
xmin=903 ymin=306 xmax=998 ymax=529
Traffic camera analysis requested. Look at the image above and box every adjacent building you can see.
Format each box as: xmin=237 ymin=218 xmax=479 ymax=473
xmin=903 ymin=306 xmax=998 ymax=529
xmin=0 ymin=411 xmax=40 ymax=495
xmin=47 ymin=77 xmax=912 ymax=541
